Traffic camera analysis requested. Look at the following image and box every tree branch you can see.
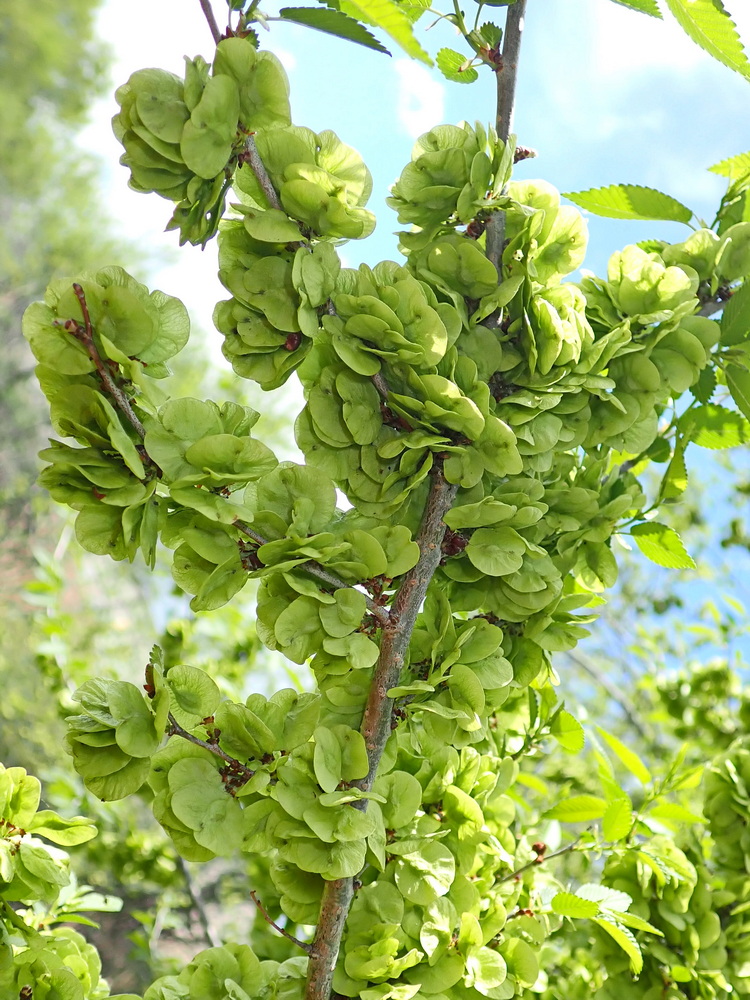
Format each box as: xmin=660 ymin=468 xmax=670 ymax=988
xmin=62 ymin=284 xmax=147 ymax=440
xmin=485 ymin=0 xmax=528 ymax=274
xmin=234 ymin=520 xmax=390 ymax=626
xmin=371 ymin=371 xmax=390 ymax=400
xmin=241 ymin=135 xmax=284 ymax=211
xmin=167 ymin=712 xmax=256 ymax=778
xmin=699 ymin=296 xmax=730 ymax=317
xmin=358 ymin=468 xmax=458 ymax=785
xmin=251 ymin=890 xmax=313 ymax=954
xmin=304 ymin=466 xmax=458 ymax=1000
xmin=198 ymin=0 xmax=222 ymax=43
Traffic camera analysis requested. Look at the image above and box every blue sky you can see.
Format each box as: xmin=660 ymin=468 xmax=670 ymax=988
xmin=83 ymin=0 xmax=750 ymax=332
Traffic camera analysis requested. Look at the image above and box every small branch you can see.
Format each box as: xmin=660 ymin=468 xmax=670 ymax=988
xmin=63 ymin=284 xmax=147 ymax=440
xmin=496 ymin=838 xmax=583 ymax=885
xmin=304 ymin=467 xmax=458 ymax=1000
xmin=234 ymin=520 xmax=390 ymax=625
xmin=485 ymin=0 xmax=528 ymax=275
xmin=699 ymin=297 xmax=730 ymax=318
xmin=198 ymin=0 xmax=222 ymax=43
xmin=371 ymin=371 xmax=390 ymax=400
xmin=167 ymin=712 xmax=255 ymax=778
xmin=242 ymin=135 xmax=283 ymax=211
xmin=358 ymin=467 xmax=458 ymax=786
xmin=251 ymin=890 xmax=312 ymax=954
xmin=178 ymin=856 xmax=221 ymax=948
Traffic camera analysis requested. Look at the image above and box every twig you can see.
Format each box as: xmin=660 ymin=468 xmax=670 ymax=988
xmin=178 ymin=856 xmax=221 ymax=948
xmin=304 ymin=467 xmax=458 ymax=1000
xmin=371 ymin=371 xmax=390 ymax=399
xmin=496 ymin=838 xmax=583 ymax=884
xmin=167 ymin=712 xmax=255 ymax=778
xmin=251 ymin=890 xmax=312 ymax=954
xmin=242 ymin=135 xmax=283 ymax=211
xmin=358 ymin=468 xmax=458 ymax=784
xmin=64 ymin=284 xmax=147 ymax=440
xmin=234 ymin=520 xmax=390 ymax=626
xmin=198 ymin=0 xmax=222 ymax=43
xmin=699 ymin=296 xmax=731 ymax=318
xmin=485 ymin=0 xmax=528 ymax=275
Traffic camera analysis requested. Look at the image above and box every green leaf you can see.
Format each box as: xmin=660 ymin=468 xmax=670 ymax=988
xmin=550 ymin=710 xmax=585 ymax=753
xmin=609 ymin=909 xmax=664 ymax=935
xmin=663 ymin=0 xmax=750 ymax=80
xmin=685 ymin=403 xmax=750 ymax=449
xmin=546 ymin=795 xmax=608 ymax=822
xmin=592 ymin=915 xmax=643 ymax=974
xmin=338 ymin=0 xmax=431 ymax=63
xmin=660 ymin=443 xmax=688 ymax=499
xmin=279 ymin=7 xmax=391 ymax=54
xmin=647 ymin=801 xmax=705 ymax=827
xmin=709 ymin=149 xmax=750 ymax=179
xmin=596 ymin=727 xmax=652 ymax=784
xmin=436 ymin=49 xmax=479 ymax=83
xmin=602 ymin=797 xmax=634 ymax=841
xmin=720 ymin=279 xmax=750 ymax=345
xmin=690 ymin=367 xmax=716 ymax=405
xmin=630 ymin=522 xmax=696 ymax=569
xmin=563 ymin=184 xmax=693 ymax=222
xmin=607 ymin=0 xmax=661 ymax=15
xmin=578 ymin=884 xmax=633 ymax=912
xmin=551 ymin=892 xmax=599 ymax=918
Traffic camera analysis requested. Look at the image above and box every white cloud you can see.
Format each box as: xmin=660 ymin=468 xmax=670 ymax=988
xmin=591 ymin=6 xmax=705 ymax=77
xmin=394 ymin=59 xmax=445 ymax=139
xmin=592 ymin=1 xmax=750 ymax=79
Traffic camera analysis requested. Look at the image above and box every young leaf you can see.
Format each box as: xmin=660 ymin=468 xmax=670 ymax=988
xmin=550 ymin=710 xmax=585 ymax=753
xmin=546 ymin=795 xmax=608 ymax=822
xmin=562 ymin=184 xmax=693 ymax=223
xmin=663 ymin=0 xmax=750 ymax=81
xmin=647 ymin=801 xmax=705 ymax=827
xmin=659 ymin=443 xmax=688 ymax=500
xmin=608 ymin=910 xmax=664 ymax=935
xmin=592 ymin=915 xmax=643 ymax=974
xmin=685 ymin=403 xmax=750 ymax=449
xmin=709 ymin=149 xmax=750 ymax=179
xmin=551 ymin=892 xmax=599 ymax=919
xmin=630 ymin=522 xmax=696 ymax=570
xmin=477 ymin=21 xmax=503 ymax=47
xmin=596 ymin=727 xmax=652 ymax=784
xmin=577 ymin=884 xmax=633 ymax=912
xmin=607 ymin=0 xmax=661 ymax=15
xmin=279 ymin=8 xmax=391 ymax=54
xmin=338 ymin=0 xmax=431 ymax=63
xmin=690 ymin=367 xmax=716 ymax=405
xmin=602 ymin=797 xmax=634 ymax=841
xmin=436 ymin=49 xmax=479 ymax=83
